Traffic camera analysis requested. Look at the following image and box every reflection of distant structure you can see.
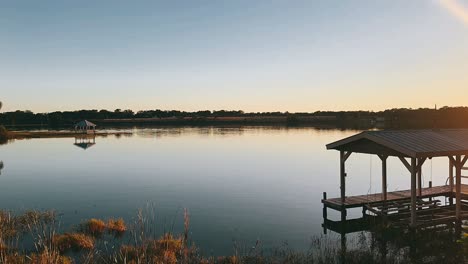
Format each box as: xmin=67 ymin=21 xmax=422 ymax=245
xmin=0 ymin=161 xmax=3 ymax=175
xmin=74 ymin=120 xmax=97 ymax=134
xmin=74 ymin=136 xmax=96 ymax=150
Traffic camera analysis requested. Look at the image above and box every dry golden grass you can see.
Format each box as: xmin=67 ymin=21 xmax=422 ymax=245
xmin=0 ymin=251 xmax=72 ymax=264
xmin=28 ymin=250 xmax=73 ymax=264
xmin=107 ymin=218 xmax=126 ymax=233
xmin=150 ymin=233 xmax=183 ymax=253
xmin=82 ymin=218 xmax=106 ymax=236
xmin=0 ymin=211 xmax=19 ymax=239
xmin=53 ymin=233 xmax=94 ymax=252
xmin=120 ymin=244 xmax=139 ymax=260
xmin=120 ymin=234 xmax=184 ymax=264
xmin=0 ymin=253 xmax=25 ymax=264
xmin=80 ymin=217 xmax=127 ymax=237
xmin=217 ymin=256 xmax=241 ymax=264
xmin=0 ymin=208 xmax=423 ymax=264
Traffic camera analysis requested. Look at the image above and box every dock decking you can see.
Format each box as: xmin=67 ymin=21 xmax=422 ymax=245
xmin=322 ymin=184 xmax=468 ymax=210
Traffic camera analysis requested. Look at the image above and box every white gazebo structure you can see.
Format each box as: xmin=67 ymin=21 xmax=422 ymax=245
xmin=74 ymin=120 xmax=97 ymax=134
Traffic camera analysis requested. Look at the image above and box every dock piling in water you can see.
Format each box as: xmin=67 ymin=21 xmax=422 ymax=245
xmin=322 ymin=192 xmax=327 ymax=220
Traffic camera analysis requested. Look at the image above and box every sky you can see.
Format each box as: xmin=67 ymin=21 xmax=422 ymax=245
xmin=1 ymin=0 xmax=468 ymax=113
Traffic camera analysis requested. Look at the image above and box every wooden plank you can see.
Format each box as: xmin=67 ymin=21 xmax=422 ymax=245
xmin=366 ymin=200 xmax=440 ymax=216
xmin=383 ymin=205 xmax=441 ymax=217
xmin=372 ymin=200 xmax=440 ymax=210
xmin=323 ymin=184 xmax=461 ymax=209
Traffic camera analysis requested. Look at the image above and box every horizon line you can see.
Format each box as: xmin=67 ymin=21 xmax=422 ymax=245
xmin=1 ymin=106 xmax=465 ymax=115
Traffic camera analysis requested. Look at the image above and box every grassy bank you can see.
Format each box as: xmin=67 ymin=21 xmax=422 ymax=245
xmin=1 ymin=209 xmax=468 ymax=264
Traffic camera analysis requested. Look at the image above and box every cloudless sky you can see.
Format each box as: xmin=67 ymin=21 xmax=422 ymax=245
xmin=1 ymin=0 xmax=468 ymax=113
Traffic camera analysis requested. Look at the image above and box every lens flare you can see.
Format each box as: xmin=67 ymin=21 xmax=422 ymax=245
xmin=438 ymin=0 xmax=468 ymax=26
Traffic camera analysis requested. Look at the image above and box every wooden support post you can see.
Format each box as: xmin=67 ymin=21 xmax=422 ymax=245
xmin=456 ymin=155 xmax=462 ymax=222
xmin=417 ymin=160 xmax=422 ymax=197
xmin=449 ymin=158 xmax=454 ymax=205
xmin=411 ymin=157 xmax=417 ymax=227
xmin=415 ymin=157 xmax=426 ymax=198
xmin=322 ymin=192 xmax=327 ymax=220
xmin=379 ymin=155 xmax=388 ymax=202
xmin=429 ymin=181 xmax=432 ymax=202
xmin=340 ymin=151 xmax=348 ymax=222
xmin=322 ymin=192 xmax=328 ymax=235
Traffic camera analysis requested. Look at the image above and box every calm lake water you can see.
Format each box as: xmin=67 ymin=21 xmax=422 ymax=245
xmin=0 ymin=127 xmax=452 ymax=255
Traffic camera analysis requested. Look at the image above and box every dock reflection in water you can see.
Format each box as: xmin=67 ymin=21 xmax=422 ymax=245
xmin=322 ymin=200 xmax=467 ymax=263
xmin=74 ymin=136 xmax=96 ymax=150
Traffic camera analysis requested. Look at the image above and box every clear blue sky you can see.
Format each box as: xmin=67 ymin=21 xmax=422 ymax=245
xmin=1 ymin=0 xmax=468 ymax=112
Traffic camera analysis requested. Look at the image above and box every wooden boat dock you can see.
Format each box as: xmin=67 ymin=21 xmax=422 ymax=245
xmin=323 ymin=129 xmax=468 ymax=228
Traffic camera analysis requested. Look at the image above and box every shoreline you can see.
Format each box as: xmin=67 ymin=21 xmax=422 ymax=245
xmin=7 ymin=130 xmax=132 ymax=140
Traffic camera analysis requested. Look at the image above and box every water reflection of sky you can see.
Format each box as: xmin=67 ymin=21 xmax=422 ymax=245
xmin=0 ymin=127 xmax=453 ymax=254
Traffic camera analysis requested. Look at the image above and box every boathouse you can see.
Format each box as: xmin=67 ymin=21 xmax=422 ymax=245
xmin=323 ymin=129 xmax=468 ymax=228
xmin=74 ymin=120 xmax=96 ymax=134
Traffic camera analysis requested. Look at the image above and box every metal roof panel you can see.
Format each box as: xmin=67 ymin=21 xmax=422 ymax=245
xmin=327 ymin=129 xmax=468 ymax=158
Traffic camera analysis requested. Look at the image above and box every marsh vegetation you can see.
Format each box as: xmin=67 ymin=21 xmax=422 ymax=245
xmin=1 ymin=208 xmax=468 ymax=264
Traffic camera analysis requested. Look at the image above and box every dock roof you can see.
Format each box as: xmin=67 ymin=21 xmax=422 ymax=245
xmin=74 ymin=120 xmax=96 ymax=127
xmin=326 ymin=129 xmax=468 ymax=158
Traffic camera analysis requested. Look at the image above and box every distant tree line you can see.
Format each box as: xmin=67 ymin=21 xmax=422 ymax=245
xmin=0 ymin=101 xmax=8 ymax=142
xmin=0 ymin=109 xmax=294 ymax=127
xmin=1 ymin=106 xmax=468 ymax=129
